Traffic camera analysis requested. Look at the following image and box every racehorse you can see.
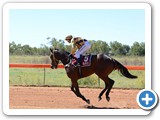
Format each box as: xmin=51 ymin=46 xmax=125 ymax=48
xmin=50 ymin=48 xmax=137 ymax=104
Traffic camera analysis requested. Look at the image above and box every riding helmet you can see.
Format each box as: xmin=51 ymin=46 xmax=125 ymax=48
xmin=65 ymin=35 xmax=73 ymax=41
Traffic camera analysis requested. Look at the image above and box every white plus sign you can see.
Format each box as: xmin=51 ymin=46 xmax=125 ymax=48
xmin=142 ymin=93 xmax=153 ymax=105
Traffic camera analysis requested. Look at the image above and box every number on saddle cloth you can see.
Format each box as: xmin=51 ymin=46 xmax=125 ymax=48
xmin=81 ymin=55 xmax=92 ymax=67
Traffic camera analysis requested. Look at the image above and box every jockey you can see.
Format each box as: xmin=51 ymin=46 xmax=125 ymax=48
xmin=65 ymin=35 xmax=91 ymax=66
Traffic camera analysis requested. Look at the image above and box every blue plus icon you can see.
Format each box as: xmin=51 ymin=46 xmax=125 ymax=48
xmin=137 ymin=89 xmax=158 ymax=110
xmin=141 ymin=93 xmax=153 ymax=105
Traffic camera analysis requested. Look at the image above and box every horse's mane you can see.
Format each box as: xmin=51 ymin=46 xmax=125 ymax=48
xmin=55 ymin=48 xmax=70 ymax=55
xmin=63 ymin=50 xmax=70 ymax=55
xmin=56 ymin=49 xmax=70 ymax=55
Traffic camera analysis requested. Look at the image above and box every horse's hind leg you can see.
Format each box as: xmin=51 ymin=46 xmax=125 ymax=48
xmin=98 ymin=82 xmax=108 ymax=101
xmin=97 ymin=75 xmax=115 ymax=102
xmin=105 ymin=78 xmax=115 ymax=101
xmin=71 ymin=80 xmax=90 ymax=104
xmin=97 ymin=75 xmax=109 ymax=101
xmin=71 ymin=84 xmax=76 ymax=94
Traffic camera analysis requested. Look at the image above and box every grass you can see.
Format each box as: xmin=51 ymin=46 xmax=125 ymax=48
xmin=9 ymin=68 xmax=145 ymax=89
xmin=108 ymin=70 xmax=145 ymax=89
xmin=112 ymin=56 xmax=145 ymax=65
xmin=9 ymin=55 xmax=50 ymax=64
xmin=9 ymin=68 xmax=71 ymax=86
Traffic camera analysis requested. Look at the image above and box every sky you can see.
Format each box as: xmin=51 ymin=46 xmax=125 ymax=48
xmin=9 ymin=9 xmax=145 ymax=47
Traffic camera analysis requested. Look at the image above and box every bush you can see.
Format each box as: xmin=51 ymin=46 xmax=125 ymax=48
xmin=78 ymin=75 xmax=99 ymax=87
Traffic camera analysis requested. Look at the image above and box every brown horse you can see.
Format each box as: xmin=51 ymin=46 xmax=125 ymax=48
xmin=50 ymin=48 xmax=137 ymax=104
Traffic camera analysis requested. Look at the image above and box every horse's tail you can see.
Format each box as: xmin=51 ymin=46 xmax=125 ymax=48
xmin=113 ymin=59 xmax=138 ymax=79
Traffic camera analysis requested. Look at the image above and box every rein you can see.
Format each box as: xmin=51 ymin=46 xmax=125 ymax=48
xmin=58 ymin=50 xmax=71 ymax=65
xmin=61 ymin=55 xmax=71 ymax=65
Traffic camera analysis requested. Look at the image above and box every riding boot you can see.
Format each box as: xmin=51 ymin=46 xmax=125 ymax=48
xmin=77 ymin=58 xmax=82 ymax=78
xmin=76 ymin=58 xmax=81 ymax=66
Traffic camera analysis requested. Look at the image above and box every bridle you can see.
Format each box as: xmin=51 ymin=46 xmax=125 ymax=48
xmin=50 ymin=49 xmax=72 ymax=68
xmin=50 ymin=52 xmax=59 ymax=68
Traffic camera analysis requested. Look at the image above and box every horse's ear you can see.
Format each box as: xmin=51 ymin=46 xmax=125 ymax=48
xmin=50 ymin=48 xmax=53 ymax=53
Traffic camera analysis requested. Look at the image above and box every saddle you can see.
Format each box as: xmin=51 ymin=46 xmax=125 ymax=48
xmin=65 ymin=54 xmax=92 ymax=78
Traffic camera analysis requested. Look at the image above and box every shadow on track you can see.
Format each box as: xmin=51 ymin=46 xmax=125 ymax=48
xmin=84 ymin=105 xmax=120 ymax=109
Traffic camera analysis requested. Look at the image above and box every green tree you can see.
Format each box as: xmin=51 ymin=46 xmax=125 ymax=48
xmin=110 ymin=41 xmax=125 ymax=56
xmin=123 ymin=44 xmax=130 ymax=55
xmin=9 ymin=41 xmax=16 ymax=55
xmin=14 ymin=44 xmax=23 ymax=55
xmin=48 ymin=37 xmax=65 ymax=50
xmin=39 ymin=44 xmax=50 ymax=56
xmin=57 ymin=39 xmax=65 ymax=50
xmin=96 ymin=40 xmax=110 ymax=54
xmin=130 ymin=42 xmax=145 ymax=56
xmin=22 ymin=45 xmax=33 ymax=55
xmin=88 ymin=40 xmax=99 ymax=54
xmin=65 ymin=45 xmax=72 ymax=53
xmin=9 ymin=38 xmax=145 ymax=57
xmin=139 ymin=42 xmax=145 ymax=56
xmin=32 ymin=47 xmax=38 ymax=55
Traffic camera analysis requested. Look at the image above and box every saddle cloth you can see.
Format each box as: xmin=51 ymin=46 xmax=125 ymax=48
xmin=71 ymin=55 xmax=92 ymax=67
xmin=81 ymin=55 xmax=92 ymax=67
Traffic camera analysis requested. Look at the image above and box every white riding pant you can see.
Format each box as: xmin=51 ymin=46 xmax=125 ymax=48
xmin=75 ymin=41 xmax=91 ymax=58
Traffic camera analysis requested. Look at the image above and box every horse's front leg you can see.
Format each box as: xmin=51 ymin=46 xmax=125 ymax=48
xmin=71 ymin=80 xmax=90 ymax=104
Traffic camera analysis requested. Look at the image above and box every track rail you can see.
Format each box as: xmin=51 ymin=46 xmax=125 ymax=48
xmin=9 ymin=64 xmax=145 ymax=70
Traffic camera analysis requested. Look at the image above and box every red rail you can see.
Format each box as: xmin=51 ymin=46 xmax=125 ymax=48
xmin=9 ymin=64 xmax=145 ymax=70
xmin=9 ymin=64 xmax=64 ymax=68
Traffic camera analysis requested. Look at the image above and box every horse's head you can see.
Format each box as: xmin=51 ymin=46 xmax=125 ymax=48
xmin=50 ymin=48 xmax=71 ymax=69
xmin=50 ymin=48 xmax=60 ymax=69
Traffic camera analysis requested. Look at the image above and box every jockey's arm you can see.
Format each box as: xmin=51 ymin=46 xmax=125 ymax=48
xmin=70 ymin=42 xmax=77 ymax=55
xmin=71 ymin=48 xmax=76 ymax=55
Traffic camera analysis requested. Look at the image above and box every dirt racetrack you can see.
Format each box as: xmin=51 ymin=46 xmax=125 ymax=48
xmin=10 ymin=86 xmax=140 ymax=109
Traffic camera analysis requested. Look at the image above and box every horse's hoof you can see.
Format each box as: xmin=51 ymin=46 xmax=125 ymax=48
xmin=98 ymin=97 xmax=102 ymax=102
xmin=86 ymin=99 xmax=90 ymax=104
xmin=106 ymin=97 xmax=110 ymax=102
